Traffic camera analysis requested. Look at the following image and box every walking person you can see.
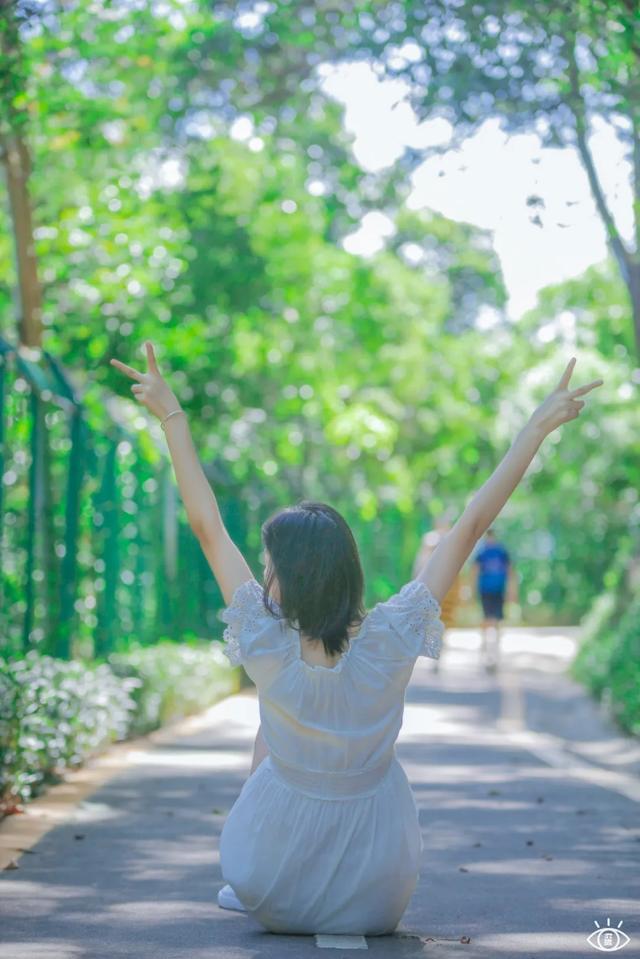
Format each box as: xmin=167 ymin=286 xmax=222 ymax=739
xmin=110 ymin=345 xmax=602 ymax=935
xmin=412 ymin=518 xmax=463 ymax=672
xmin=474 ymin=527 xmax=517 ymax=672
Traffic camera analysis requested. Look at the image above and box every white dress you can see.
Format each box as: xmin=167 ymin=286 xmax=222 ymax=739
xmin=217 ymin=577 xmax=444 ymax=935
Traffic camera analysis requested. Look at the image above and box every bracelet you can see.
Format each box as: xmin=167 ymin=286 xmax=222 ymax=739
xmin=160 ymin=409 xmax=186 ymax=431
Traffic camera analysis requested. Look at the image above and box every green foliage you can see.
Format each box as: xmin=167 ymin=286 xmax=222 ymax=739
xmin=1 ymin=0 xmax=639 ymax=659
xmin=107 ymin=638 xmax=241 ymax=736
xmin=0 ymin=641 xmax=241 ymax=808
xmin=572 ymin=536 xmax=640 ymax=735
xmin=0 ymin=652 xmax=136 ymax=806
xmin=603 ymin=595 xmax=640 ymax=736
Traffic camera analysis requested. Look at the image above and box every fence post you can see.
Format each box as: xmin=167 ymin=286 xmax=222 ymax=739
xmin=23 ymin=391 xmax=44 ymax=651
xmin=159 ymin=464 xmax=176 ymax=631
xmin=57 ymin=407 xmax=85 ymax=659
xmin=0 ymin=346 xmax=6 ymax=623
xmin=130 ymin=460 xmax=147 ymax=642
xmin=94 ymin=438 xmax=119 ymax=658
xmin=40 ymin=406 xmax=60 ymax=652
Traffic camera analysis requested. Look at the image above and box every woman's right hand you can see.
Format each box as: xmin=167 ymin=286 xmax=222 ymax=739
xmin=528 ymin=357 xmax=603 ymax=437
xmin=110 ymin=341 xmax=181 ymax=423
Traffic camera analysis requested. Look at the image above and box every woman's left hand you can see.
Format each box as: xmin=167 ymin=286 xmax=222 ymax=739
xmin=110 ymin=341 xmax=182 ymax=422
xmin=528 ymin=357 xmax=603 ymax=436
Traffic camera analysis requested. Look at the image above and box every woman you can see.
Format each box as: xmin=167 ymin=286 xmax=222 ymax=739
xmin=110 ymin=345 xmax=602 ymax=935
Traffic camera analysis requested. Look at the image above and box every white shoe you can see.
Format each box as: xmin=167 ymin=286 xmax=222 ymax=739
xmin=218 ymin=883 xmax=247 ymax=912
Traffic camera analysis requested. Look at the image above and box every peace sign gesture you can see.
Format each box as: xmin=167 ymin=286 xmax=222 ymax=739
xmin=110 ymin=341 xmax=182 ymax=424
xmin=529 ymin=357 xmax=603 ymax=436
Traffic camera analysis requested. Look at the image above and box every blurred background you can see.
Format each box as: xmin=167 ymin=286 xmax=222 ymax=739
xmin=0 ymin=0 xmax=638 ymax=807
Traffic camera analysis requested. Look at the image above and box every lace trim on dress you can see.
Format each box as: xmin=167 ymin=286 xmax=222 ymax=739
xmin=410 ymin=579 xmax=445 ymax=658
xmin=221 ymin=629 xmax=242 ymax=667
xmin=217 ymin=576 xmax=444 ymax=669
xmin=371 ymin=578 xmax=445 ymax=660
xmin=218 ymin=578 xmax=282 ymax=667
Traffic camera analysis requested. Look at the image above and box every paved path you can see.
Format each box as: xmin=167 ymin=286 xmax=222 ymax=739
xmin=1 ymin=627 xmax=639 ymax=958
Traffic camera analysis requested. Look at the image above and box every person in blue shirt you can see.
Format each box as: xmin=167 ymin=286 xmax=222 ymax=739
xmin=474 ymin=527 xmax=516 ymax=671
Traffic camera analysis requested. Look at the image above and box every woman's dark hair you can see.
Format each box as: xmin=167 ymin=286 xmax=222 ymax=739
xmin=261 ymin=500 xmax=366 ymax=659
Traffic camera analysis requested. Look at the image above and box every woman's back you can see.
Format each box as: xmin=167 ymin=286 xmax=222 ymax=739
xmin=217 ymin=575 xmax=444 ymax=935
xmin=219 ymin=576 xmax=444 ymax=773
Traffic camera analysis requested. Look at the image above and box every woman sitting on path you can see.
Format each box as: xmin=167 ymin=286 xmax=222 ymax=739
xmin=110 ymin=345 xmax=602 ymax=936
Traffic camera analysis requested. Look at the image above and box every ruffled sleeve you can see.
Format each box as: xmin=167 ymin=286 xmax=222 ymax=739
xmin=217 ymin=578 xmax=291 ymax=688
xmin=366 ymin=578 xmax=445 ymax=662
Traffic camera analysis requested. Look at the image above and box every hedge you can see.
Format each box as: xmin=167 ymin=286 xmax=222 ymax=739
xmin=571 ymin=537 xmax=640 ymax=737
xmin=0 ymin=639 xmax=241 ymax=811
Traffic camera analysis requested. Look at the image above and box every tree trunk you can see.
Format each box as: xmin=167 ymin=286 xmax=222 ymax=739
xmin=1 ymin=133 xmax=42 ymax=348
xmin=630 ymin=260 xmax=640 ymax=358
xmin=1 ymin=0 xmax=42 ymax=349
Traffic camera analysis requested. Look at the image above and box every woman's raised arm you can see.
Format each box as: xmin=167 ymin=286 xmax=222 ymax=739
xmin=415 ymin=357 xmax=603 ymax=605
xmin=109 ymin=341 xmax=255 ymax=605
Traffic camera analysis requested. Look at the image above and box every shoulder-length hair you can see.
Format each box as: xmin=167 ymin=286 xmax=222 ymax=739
xmin=261 ymin=500 xmax=366 ymax=659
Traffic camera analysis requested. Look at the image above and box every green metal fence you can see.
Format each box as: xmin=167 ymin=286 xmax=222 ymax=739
xmin=0 ymin=335 xmax=247 ymax=662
